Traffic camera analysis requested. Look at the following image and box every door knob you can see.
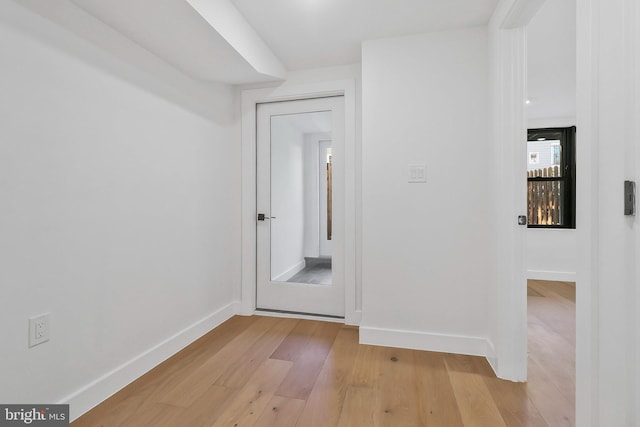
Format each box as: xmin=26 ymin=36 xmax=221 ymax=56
xmin=257 ymin=213 xmax=276 ymax=221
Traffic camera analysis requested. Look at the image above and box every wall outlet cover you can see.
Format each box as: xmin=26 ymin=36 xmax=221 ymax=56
xmin=29 ymin=313 xmax=50 ymax=347
xmin=408 ymin=164 xmax=427 ymax=183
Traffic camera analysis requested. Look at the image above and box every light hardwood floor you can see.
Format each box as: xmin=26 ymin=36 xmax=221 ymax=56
xmin=526 ymin=279 xmax=575 ymax=426
xmin=72 ymin=282 xmax=575 ymax=426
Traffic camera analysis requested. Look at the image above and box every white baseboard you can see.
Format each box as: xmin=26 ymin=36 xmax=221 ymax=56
xmin=359 ymin=326 xmax=491 ymax=358
xmin=273 ymin=259 xmax=306 ymax=282
xmin=345 ymin=310 xmax=362 ymax=326
xmin=237 ymin=299 xmax=255 ymax=316
xmin=485 ymin=339 xmax=498 ymax=376
xmin=527 ymin=270 xmax=576 ymax=282
xmin=60 ymin=302 xmax=237 ymax=422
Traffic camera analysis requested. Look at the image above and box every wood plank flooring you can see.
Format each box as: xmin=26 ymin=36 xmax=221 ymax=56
xmin=72 ymin=281 xmax=574 ymax=426
xmin=526 ymin=279 xmax=575 ymax=426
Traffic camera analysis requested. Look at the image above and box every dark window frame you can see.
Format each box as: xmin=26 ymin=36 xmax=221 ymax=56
xmin=527 ymin=126 xmax=576 ymax=229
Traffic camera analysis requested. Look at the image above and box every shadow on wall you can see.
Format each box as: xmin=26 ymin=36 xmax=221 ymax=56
xmin=4 ymin=0 xmax=237 ymax=124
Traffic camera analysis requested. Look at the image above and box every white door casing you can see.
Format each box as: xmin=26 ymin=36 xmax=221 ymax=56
xmin=240 ymin=79 xmax=358 ymax=326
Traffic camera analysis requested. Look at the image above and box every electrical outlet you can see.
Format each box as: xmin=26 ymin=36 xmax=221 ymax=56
xmin=408 ymin=164 xmax=427 ymax=183
xmin=29 ymin=313 xmax=50 ymax=347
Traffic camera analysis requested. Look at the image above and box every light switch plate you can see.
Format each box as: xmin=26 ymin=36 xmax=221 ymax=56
xmin=408 ymin=164 xmax=427 ymax=183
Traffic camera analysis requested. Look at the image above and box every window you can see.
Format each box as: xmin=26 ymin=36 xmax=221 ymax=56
xmin=527 ymin=126 xmax=576 ymax=228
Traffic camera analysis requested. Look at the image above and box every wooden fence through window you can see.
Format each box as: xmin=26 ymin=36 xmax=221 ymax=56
xmin=527 ymin=165 xmax=562 ymax=226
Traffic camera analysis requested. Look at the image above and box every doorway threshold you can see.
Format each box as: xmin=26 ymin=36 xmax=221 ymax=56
xmin=254 ymin=308 xmax=345 ymax=323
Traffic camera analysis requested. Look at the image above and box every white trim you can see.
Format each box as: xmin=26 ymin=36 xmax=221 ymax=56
xmin=240 ymin=79 xmax=358 ymax=324
xmin=360 ymin=326 xmax=492 ymax=358
xmin=526 ymin=270 xmax=577 ymax=282
xmin=348 ymin=310 xmax=362 ymax=326
xmin=636 ymin=0 xmax=640 ymax=419
xmin=272 ymin=259 xmax=306 ymax=282
xmin=575 ymin=0 xmax=598 ymax=423
xmin=485 ymin=340 xmax=499 ymax=376
xmin=60 ymin=303 xmax=237 ymax=422
xmin=489 ymin=0 xmax=530 ymax=383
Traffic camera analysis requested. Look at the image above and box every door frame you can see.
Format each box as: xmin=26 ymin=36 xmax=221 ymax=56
xmin=492 ymin=0 xmax=597 ymax=424
xmin=240 ymin=79 xmax=359 ymax=325
xmin=489 ymin=0 xmax=544 ymax=384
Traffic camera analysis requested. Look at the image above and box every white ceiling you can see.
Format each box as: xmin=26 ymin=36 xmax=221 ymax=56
xmin=18 ymin=0 xmax=502 ymax=83
xmin=15 ymin=0 xmax=575 ymax=123
xmin=69 ymin=0 xmax=259 ymax=84
xmin=230 ymin=0 xmax=499 ymax=70
xmin=16 ymin=0 xmax=286 ymax=85
xmin=526 ymin=0 xmax=576 ymax=122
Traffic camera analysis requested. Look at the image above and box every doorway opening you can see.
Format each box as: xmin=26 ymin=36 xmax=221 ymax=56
xmin=524 ymin=0 xmax=577 ymax=423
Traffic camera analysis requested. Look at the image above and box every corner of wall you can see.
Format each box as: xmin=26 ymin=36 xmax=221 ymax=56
xmin=485 ymin=339 xmax=499 ymax=377
xmin=62 ymin=303 xmax=237 ymax=422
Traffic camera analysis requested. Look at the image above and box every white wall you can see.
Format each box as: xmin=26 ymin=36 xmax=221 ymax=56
xmin=576 ymin=0 xmax=639 ymax=423
xmin=526 ymin=0 xmax=576 ymax=121
xmin=360 ymin=27 xmax=493 ymax=355
xmin=270 ymin=118 xmax=306 ymax=279
xmin=0 ymin=2 xmax=239 ymax=420
xmin=526 ymin=229 xmax=577 ymax=281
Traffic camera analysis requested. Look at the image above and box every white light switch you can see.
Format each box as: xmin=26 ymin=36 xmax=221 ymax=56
xmin=408 ymin=164 xmax=427 ymax=183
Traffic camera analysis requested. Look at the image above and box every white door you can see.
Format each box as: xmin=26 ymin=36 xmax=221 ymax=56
xmin=256 ymin=97 xmax=345 ymax=317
